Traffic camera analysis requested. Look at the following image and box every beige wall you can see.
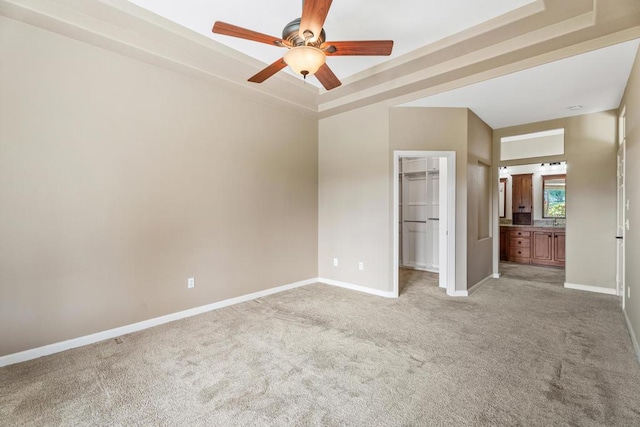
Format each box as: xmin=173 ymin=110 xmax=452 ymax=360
xmin=494 ymin=111 xmax=618 ymax=289
xmin=318 ymin=104 xmax=391 ymax=291
xmin=389 ymin=107 xmax=469 ymax=291
xmin=466 ymin=111 xmax=494 ymax=288
xmin=0 ymin=18 xmax=318 ymax=356
xmin=319 ymin=106 xmax=495 ymax=294
xmin=620 ymin=45 xmax=640 ymax=355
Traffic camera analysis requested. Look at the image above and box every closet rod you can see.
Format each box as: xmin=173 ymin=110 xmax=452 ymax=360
xmin=404 ymin=220 xmax=427 ymax=223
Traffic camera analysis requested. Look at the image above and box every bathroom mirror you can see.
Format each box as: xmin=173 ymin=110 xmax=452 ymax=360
xmin=499 ymin=178 xmax=507 ymax=218
xmin=542 ymin=174 xmax=566 ymax=218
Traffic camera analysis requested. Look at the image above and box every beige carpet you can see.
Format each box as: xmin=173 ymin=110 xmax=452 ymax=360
xmin=2 ymin=273 xmax=639 ymax=426
xmin=499 ymin=261 xmax=566 ymax=286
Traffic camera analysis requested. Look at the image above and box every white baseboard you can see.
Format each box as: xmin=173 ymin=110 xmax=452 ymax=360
xmin=318 ymin=278 xmax=396 ymax=298
xmin=445 ymin=274 xmax=494 ymax=298
xmin=564 ymin=282 xmax=617 ymax=295
xmin=0 ymin=278 xmax=318 ymax=368
xmin=447 ymin=289 xmax=469 ymax=297
xmin=492 ymin=273 xmax=501 ymax=279
xmin=623 ymin=309 xmax=640 ymax=364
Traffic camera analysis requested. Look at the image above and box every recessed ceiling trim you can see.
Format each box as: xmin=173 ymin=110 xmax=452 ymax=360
xmin=318 ymin=10 xmax=596 ymax=114
xmin=0 ymin=0 xmax=321 ymax=116
xmin=3 ymin=0 xmax=639 ymax=125
xmin=332 ymin=0 xmax=547 ymax=88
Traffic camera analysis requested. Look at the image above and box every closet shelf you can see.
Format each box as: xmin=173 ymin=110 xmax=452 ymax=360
xmin=404 ymin=220 xmax=427 ymax=223
xmin=403 ymin=171 xmax=427 ymax=179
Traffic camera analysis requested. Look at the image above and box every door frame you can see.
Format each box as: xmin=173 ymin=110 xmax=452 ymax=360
xmin=617 ymin=107 xmax=626 ymax=307
xmin=393 ymin=150 xmax=456 ymax=297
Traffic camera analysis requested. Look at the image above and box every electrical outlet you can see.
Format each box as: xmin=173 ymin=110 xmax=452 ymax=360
xmin=628 ymin=287 xmax=631 ymax=299
xmin=188 ymin=277 xmax=195 ymax=289
xmin=333 ymin=258 xmax=339 ymax=267
xmin=358 ymin=262 xmax=364 ymax=271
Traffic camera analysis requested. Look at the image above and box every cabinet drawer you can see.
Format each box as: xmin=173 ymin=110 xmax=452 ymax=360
xmin=510 ymin=246 xmax=531 ymax=258
xmin=509 ymin=230 xmax=531 ymax=238
xmin=509 ymin=237 xmax=530 ymax=248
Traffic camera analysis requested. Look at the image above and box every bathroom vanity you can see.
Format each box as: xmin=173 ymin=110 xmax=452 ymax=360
xmin=500 ymin=225 xmax=565 ymax=267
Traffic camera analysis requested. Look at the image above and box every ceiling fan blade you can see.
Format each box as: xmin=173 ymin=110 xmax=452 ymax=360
xmin=321 ymin=40 xmax=394 ymax=56
xmin=248 ymin=58 xmax=288 ymax=83
xmin=212 ymin=21 xmax=287 ymax=47
xmin=299 ymin=0 xmax=333 ymax=42
xmin=315 ymin=63 xmax=342 ymax=90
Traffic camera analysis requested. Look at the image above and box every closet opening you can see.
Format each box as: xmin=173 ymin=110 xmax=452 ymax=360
xmin=393 ymin=151 xmax=456 ymax=297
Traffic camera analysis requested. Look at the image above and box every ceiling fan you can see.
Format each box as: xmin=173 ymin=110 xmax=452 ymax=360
xmin=212 ymin=0 xmax=393 ymax=90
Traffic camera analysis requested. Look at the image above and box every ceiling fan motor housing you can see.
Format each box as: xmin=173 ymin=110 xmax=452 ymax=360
xmin=283 ymin=18 xmax=326 ymax=47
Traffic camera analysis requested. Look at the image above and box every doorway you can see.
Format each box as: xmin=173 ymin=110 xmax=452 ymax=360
xmin=393 ymin=151 xmax=456 ymax=297
xmin=498 ymin=161 xmax=567 ymax=286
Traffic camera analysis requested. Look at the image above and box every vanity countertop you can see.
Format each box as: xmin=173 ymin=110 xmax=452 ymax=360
xmin=500 ymin=224 xmax=565 ymax=229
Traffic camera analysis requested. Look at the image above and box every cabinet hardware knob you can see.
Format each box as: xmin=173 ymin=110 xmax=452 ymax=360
xmin=518 ymin=251 xmax=521 ymax=254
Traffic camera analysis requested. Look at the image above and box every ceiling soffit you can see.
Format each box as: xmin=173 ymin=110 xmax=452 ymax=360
xmin=1 ymin=0 xmax=639 ymax=119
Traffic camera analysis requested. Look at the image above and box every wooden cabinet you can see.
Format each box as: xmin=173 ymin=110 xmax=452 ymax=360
xmin=554 ymin=232 xmax=565 ymax=263
xmin=500 ymin=228 xmax=508 ymax=261
xmin=511 ymin=174 xmax=533 ymax=225
xmin=500 ymin=226 xmax=565 ymax=267
xmin=532 ymin=231 xmax=553 ymax=262
xmin=532 ymin=230 xmax=565 ymax=266
xmin=507 ymin=229 xmax=531 ymax=264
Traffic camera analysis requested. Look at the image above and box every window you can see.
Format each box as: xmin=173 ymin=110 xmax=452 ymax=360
xmin=500 ymin=128 xmax=564 ymax=161
xmin=542 ymin=174 xmax=566 ymax=218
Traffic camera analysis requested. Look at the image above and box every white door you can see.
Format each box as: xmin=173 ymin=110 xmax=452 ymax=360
xmin=616 ymin=111 xmax=626 ymax=307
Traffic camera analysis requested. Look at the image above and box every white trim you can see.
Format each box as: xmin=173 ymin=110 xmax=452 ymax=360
xmin=447 ymin=289 xmax=469 ymax=297
xmin=468 ymin=275 xmax=494 ymax=295
xmin=492 ymin=273 xmax=501 ymax=278
xmin=564 ymin=282 xmax=617 ymax=295
xmin=319 ymin=278 xmax=397 ymax=298
xmin=623 ymin=309 xmax=640 ymax=363
xmin=0 ymin=278 xmax=318 ymax=368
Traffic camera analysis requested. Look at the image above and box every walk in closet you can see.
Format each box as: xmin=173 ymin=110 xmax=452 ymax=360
xmin=399 ymin=157 xmax=440 ymax=272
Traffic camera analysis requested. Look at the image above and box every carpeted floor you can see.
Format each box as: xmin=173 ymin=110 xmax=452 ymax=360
xmin=499 ymin=261 xmax=565 ymax=286
xmin=2 ymin=272 xmax=639 ymax=426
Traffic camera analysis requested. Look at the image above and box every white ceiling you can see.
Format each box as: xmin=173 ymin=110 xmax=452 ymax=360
xmin=401 ymin=39 xmax=640 ymax=128
xmin=123 ymin=1 xmax=638 ymax=127
xmin=128 ymin=0 xmax=535 ymax=86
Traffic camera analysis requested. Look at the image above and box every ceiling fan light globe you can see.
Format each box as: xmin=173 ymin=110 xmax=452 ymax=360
xmin=283 ymin=46 xmax=325 ymax=76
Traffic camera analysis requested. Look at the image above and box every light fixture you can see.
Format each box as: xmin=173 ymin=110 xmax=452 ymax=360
xmin=283 ymin=46 xmax=326 ymax=78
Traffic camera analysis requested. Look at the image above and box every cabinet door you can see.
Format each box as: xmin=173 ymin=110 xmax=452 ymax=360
xmin=511 ymin=175 xmax=522 ymax=213
xmin=500 ymin=228 xmax=508 ymax=260
xmin=511 ymin=174 xmax=533 ymax=213
xmin=532 ymin=231 xmax=553 ymax=261
xmin=520 ymin=174 xmax=533 ymax=213
xmin=554 ymin=232 xmax=566 ymax=262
